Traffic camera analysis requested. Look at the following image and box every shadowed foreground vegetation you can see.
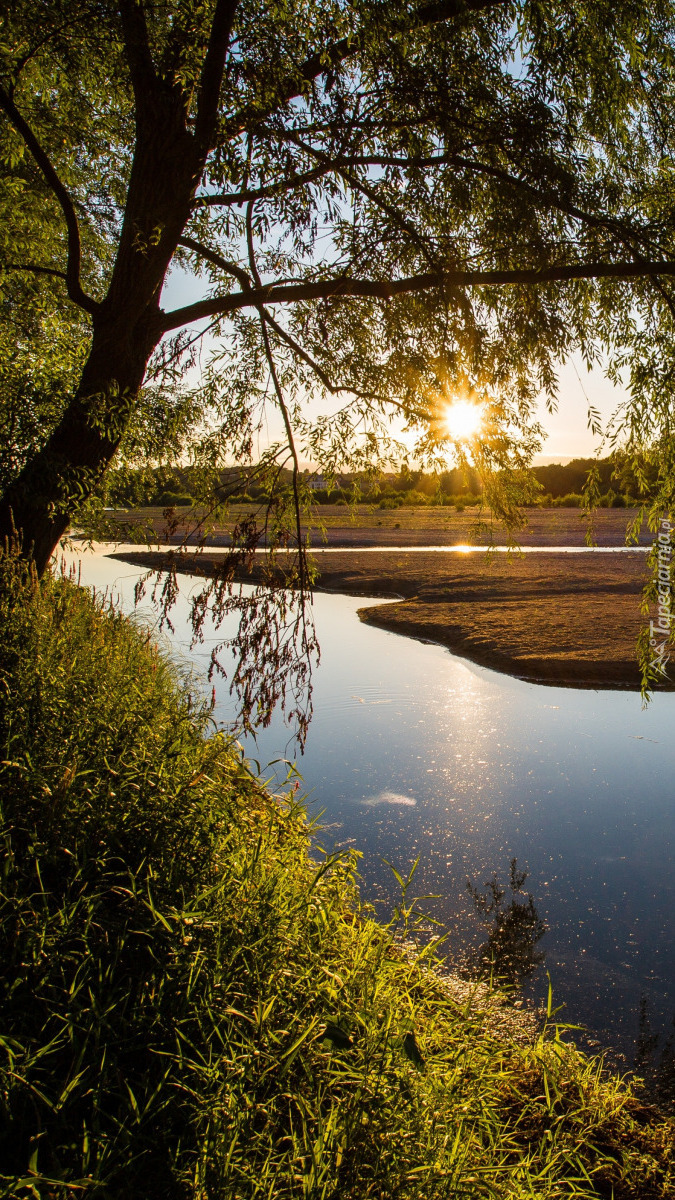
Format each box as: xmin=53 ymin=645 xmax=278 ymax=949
xmin=0 ymin=557 xmax=674 ymax=1198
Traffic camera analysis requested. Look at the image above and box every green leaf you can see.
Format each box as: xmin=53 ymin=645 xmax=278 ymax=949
xmin=401 ymin=1030 xmax=425 ymax=1069
xmin=322 ymin=1019 xmax=353 ymax=1050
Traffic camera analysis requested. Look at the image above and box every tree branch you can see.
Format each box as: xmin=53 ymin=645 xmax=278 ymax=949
xmin=224 ymin=0 xmax=510 ymax=138
xmin=285 ymin=132 xmax=440 ymax=271
xmin=261 ymin=307 xmax=401 ymax=409
xmin=242 ymin=200 xmax=308 ymax=580
xmin=259 ymin=313 xmax=306 ymax=572
xmin=192 ymin=163 xmax=333 ymax=207
xmin=4 ymin=261 xmax=67 ymax=281
xmin=177 ymin=235 xmax=252 ymax=288
xmin=158 ymin=257 xmax=675 ymax=332
xmin=194 ymin=0 xmax=240 ymax=148
xmin=0 ymin=87 xmax=97 ymax=315
xmin=442 ymin=155 xmax=675 ymax=318
xmin=118 ymin=0 xmax=158 ymax=107
xmin=176 ymin=235 xmax=410 ymax=406
xmin=202 ymin=143 xmax=669 ymax=275
xmin=236 ymin=143 xmax=665 ymax=260
xmin=447 ymin=154 xmax=669 ymax=256
xmin=261 ymin=309 xmax=337 ymax=392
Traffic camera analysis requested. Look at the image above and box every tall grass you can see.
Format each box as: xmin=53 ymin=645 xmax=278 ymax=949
xmin=0 ymin=555 xmax=673 ymax=1198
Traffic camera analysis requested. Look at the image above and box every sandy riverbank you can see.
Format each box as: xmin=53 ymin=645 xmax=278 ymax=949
xmin=110 ymin=541 xmax=663 ymax=691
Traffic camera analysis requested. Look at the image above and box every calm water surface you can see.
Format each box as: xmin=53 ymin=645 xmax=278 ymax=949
xmin=67 ymin=546 xmax=675 ymax=1064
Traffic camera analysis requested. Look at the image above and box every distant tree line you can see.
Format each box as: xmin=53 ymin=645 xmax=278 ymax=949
xmin=104 ymin=455 xmax=653 ymax=512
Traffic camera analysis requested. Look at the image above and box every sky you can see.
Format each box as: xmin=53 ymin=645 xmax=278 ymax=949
xmin=162 ymin=267 xmax=629 ymax=469
xmin=531 ymin=358 xmax=626 ymax=464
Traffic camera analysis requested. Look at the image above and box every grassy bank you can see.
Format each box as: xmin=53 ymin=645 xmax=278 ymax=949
xmin=1 ymin=557 xmax=673 ymax=1198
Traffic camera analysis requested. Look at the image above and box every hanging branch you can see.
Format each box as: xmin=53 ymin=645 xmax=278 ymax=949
xmin=245 ymin=190 xmax=307 ymax=583
xmin=0 ymin=86 xmax=97 ymax=314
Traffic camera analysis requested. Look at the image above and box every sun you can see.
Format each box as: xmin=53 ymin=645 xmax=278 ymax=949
xmin=442 ymin=399 xmax=484 ymax=441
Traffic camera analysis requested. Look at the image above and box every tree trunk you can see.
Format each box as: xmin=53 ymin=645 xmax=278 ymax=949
xmin=0 ymin=86 xmax=204 ymax=576
xmin=0 ymin=311 xmax=161 ymax=575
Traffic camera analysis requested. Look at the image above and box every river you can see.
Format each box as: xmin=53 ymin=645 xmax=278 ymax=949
xmin=65 ymin=543 xmax=675 ymax=1070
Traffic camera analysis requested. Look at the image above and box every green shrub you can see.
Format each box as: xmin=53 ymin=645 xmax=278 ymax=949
xmin=157 ymin=490 xmax=193 ymax=506
xmin=0 ymin=556 xmax=673 ymax=1198
xmin=440 ymin=493 xmax=478 ymax=509
xmin=310 ymin=488 xmax=350 ymax=504
xmin=551 ymin=492 xmax=584 ymax=507
xmin=400 ymin=490 xmax=429 ymax=506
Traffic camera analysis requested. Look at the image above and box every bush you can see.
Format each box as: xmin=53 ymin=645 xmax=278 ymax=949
xmin=441 ymin=493 xmax=478 ymax=509
xmin=309 ymin=488 xmax=350 ymax=504
xmin=157 ymin=490 xmax=193 ymax=506
xmin=551 ymin=492 xmax=584 ymax=507
xmin=0 ymin=557 xmax=673 ymax=1199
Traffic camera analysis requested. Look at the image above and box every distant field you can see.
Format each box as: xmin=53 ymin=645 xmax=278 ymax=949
xmin=106 ymin=503 xmax=654 ymax=548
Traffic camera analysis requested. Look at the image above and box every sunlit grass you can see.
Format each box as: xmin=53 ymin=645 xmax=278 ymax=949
xmin=0 ymin=553 xmax=673 ymax=1197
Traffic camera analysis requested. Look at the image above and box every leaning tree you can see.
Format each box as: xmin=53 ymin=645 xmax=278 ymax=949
xmin=4 ymin=0 xmax=675 ymax=570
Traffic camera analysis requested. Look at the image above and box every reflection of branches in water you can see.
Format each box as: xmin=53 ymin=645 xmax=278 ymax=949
xmin=131 ymin=261 xmax=325 ymax=747
xmin=206 ymin=582 xmax=318 ymax=746
xmin=465 ymin=859 xmax=546 ymax=986
xmin=635 ymin=997 xmax=675 ymax=1109
xmin=134 ymin=530 xmax=319 ymax=749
